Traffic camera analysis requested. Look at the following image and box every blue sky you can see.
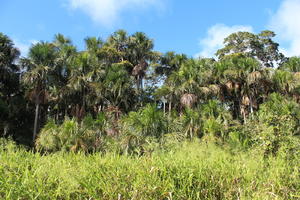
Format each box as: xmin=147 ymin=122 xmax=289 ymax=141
xmin=1 ymin=0 xmax=300 ymax=57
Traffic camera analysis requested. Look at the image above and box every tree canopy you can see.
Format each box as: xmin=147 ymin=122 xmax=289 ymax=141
xmin=0 ymin=30 xmax=299 ymax=157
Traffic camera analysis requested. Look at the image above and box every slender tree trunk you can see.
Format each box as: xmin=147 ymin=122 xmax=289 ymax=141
xmin=168 ymin=99 xmax=172 ymax=117
xmin=249 ymin=96 xmax=254 ymax=114
xmin=56 ymin=112 xmax=59 ymax=123
xmin=33 ymin=103 xmax=40 ymax=142
xmin=82 ymin=88 xmax=86 ymax=108
xmin=136 ymin=75 xmax=140 ymax=90
xmin=138 ymin=76 xmax=143 ymax=107
xmin=64 ymin=108 xmax=68 ymax=118
xmin=243 ymin=112 xmax=247 ymax=124
xmin=3 ymin=123 xmax=9 ymax=136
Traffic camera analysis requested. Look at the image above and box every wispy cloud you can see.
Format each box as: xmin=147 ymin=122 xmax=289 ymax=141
xmin=268 ymin=0 xmax=300 ymax=57
xmin=195 ymin=24 xmax=253 ymax=58
xmin=66 ymin=0 xmax=166 ymax=27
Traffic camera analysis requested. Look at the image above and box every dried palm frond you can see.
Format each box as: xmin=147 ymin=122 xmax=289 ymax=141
xmin=105 ymin=106 xmax=122 ymax=120
xmin=225 ymin=81 xmax=234 ymax=92
xmin=180 ymin=93 xmax=197 ymax=108
xmin=28 ymin=88 xmax=49 ymax=104
xmin=247 ymin=71 xmax=262 ymax=85
xmin=199 ymin=87 xmax=211 ymax=96
xmin=71 ymin=104 xmax=86 ymax=122
xmin=208 ymin=84 xmax=221 ymax=95
xmin=234 ymin=82 xmax=241 ymax=92
xmin=132 ymin=60 xmax=148 ymax=77
xmin=242 ymin=95 xmax=250 ymax=106
xmin=293 ymin=72 xmax=300 ymax=80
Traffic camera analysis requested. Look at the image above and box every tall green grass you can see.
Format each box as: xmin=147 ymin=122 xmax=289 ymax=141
xmin=0 ymin=140 xmax=299 ymax=200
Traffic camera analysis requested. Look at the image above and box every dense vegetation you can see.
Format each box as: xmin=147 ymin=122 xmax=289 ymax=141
xmin=1 ymin=139 xmax=299 ymax=199
xmin=1 ymin=30 xmax=300 ymax=199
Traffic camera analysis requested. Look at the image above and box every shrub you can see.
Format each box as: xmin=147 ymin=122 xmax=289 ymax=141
xmin=36 ymin=113 xmax=111 ymax=153
xmin=240 ymin=93 xmax=300 ymax=156
xmin=120 ymin=104 xmax=168 ymax=154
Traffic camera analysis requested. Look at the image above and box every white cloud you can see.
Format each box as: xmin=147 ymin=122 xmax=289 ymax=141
xmin=13 ymin=39 xmax=38 ymax=57
xmin=66 ymin=0 xmax=165 ymax=27
xmin=268 ymin=0 xmax=300 ymax=57
xmin=196 ymin=24 xmax=253 ymax=58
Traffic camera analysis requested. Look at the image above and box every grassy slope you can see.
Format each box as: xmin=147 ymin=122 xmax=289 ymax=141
xmin=0 ymin=141 xmax=299 ymax=200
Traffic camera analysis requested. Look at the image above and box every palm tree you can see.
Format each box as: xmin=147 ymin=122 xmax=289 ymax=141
xmin=85 ymin=36 xmax=103 ymax=54
xmin=103 ymin=63 xmax=135 ymax=112
xmin=49 ymin=34 xmax=77 ymax=120
xmin=273 ymin=70 xmax=296 ymax=95
xmin=121 ymin=104 xmax=167 ymax=154
xmin=0 ymin=33 xmax=20 ymax=136
xmin=107 ymin=30 xmax=128 ymax=60
xmin=212 ymin=54 xmax=264 ymax=121
xmin=128 ymin=32 xmax=155 ymax=90
xmin=280 ymin=57 xmax=300 ymax=72
xmin=67 ymin=52 xmax=91 ymax=118
xmin=0 ymin=33 xmax=20 ymax=91
xmin=21 ymin=42 xmax=56 ymax=142
xmin=155 ymin=52 xmax=188 ymax=77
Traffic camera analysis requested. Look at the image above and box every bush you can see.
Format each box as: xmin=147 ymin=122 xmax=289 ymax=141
xmin=239 ymin=93 xmax=300 ymax=156
xmin=119 ymin=104 xmax=168 ymax=155
xmin=0 ymin=137 xmax=18 ymax=151
xmin=36 ymin=113 xmax=113 ymax=153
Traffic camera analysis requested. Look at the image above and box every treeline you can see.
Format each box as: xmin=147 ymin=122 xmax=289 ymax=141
xmin=1 ymin=30 xmax=300 ymax=155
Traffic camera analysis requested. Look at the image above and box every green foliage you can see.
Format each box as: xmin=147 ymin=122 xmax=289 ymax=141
xmin=256 ymin=94 xmax=300 ymax=155
xmin=239 ymin=93 xmax=300 ymax=156
xmin=280 ymin=56 xmax=300 ymax=72
xmin=181 ymin=107 xmax=202 ymax=138
xmin=216 ymin=30 xmax=285 ymax=67
xmin=179 ymin=100 xmax=232 ymax=140
xmin=0 ymin=141 xmax=299 ymax=199
xmin=36 ymin=114 xmax=111 ymax=153
xmin=120 ymin=104 xmax=168 ymax=154
xmin=2 ymin=30 xmax=300 ymax=199
xmin=0 ymin=137 xmax=18 ymax=151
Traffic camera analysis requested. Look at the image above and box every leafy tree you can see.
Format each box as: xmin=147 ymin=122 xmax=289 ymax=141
xmin=216 ymin=30 xmax=286 ymax=67
xmin=1 ymin=29 xmax=300 ymax=155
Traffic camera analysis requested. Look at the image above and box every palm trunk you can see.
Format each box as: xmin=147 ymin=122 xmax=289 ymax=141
xmin=33 ymin=103 xmax=40 ymax=142
xmin=3 ymin=123 xmax=9 ymax=136
xmin=136 ymin=75 xmax=140 ymax=90
xmin=168 ymin=98 xmax=172 ymax=117
xmin=140 ymin=78 xmax=143 ymax=90
xmin=64 ymin=107 xmax=68 ymax=118
xmin=56 ymin=112 xmax=59 ymax=122
xmin=243 ymin=111 xmax=246 ymax=124
xmin=250 ymin=97 xmax=254 ymax=114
